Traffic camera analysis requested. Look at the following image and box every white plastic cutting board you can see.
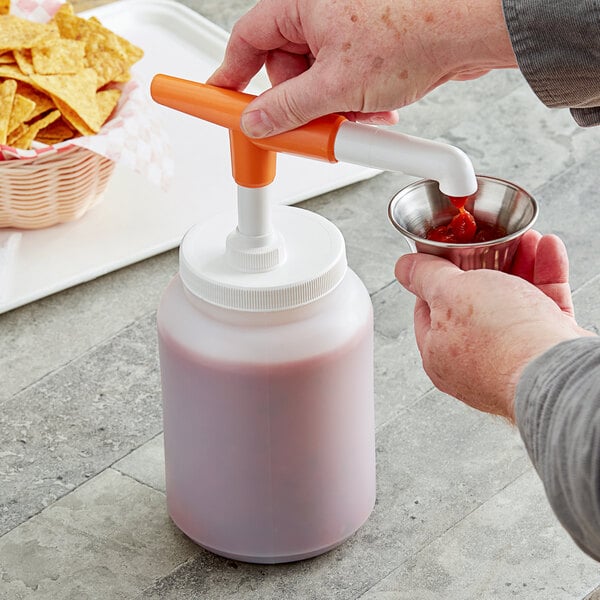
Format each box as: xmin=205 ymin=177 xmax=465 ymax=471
xmin=0 ymin=0 xmax=378 ymax=314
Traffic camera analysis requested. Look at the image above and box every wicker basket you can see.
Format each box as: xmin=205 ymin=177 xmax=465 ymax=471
xmin=0 ymin=146 xmax=115 ymax=229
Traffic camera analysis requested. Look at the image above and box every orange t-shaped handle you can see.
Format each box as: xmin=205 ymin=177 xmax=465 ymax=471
xmin=150 ymin=74 xmax=346 ymax=188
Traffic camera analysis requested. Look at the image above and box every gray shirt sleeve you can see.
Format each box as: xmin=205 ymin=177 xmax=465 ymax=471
xmin=515 ymin=336 xmax=600 ymax=561
xmin=502 ymin=0 xmax=600 ymax=127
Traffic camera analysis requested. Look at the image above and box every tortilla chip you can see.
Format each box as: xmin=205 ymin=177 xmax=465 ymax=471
xmin=0 ymin=78 xmax=16 ymax=143
xmin=7 ymin=92 xmax=35 ymax=134
xmin=10 ymin=108 xmax=60 ymax=149
xmin=0 ymin=15 xmax=53 ymax=52
xmin=111 ymin=70 xmax=131 ymax=84
xmin=15 ymin=82 xmax=54 ymax=118
xmin=96 ymin=88 xmax=120 ymax=125
xmin=35 ymin=22 xmax=60 ymax=45
xmin=30 ymin=68 xmax=101 ymax=132
xmin=32 ymin=38 xmax=85 ymax=75
xmin=51 ymin=96 xmax=95 ymax=136
xmin=35 ymin=117 xmax=75 ymax=144
xmin=84 ymin=37 xmax=128 ymax=88
xmin=109 ymin=28 xmax=143 ymax=67
xmin=6 ymin=122 xmax=25 ymax=146
xmin=52 ymin=6 xmax=142 ymax=87
xmin=51 ymin=2 xmax=75 ymax=23
xmin=13 ymin=48 xmax=33 ymax=74
xmin=0 ymin=2 xmax=142 ymax=146
xmin=0 ymin=62 xmax=31 ymax=83
xmin=53 ymin=6 xmax=123 ymax=57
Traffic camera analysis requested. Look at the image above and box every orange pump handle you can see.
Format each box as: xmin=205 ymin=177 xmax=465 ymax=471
xmin=150 ymin=74 xmax=346 ymax=188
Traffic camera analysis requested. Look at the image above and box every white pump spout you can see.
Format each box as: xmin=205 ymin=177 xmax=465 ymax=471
xmin=226 ymin=122 xmax=479 ymax=273
xmin=333 ymin=121 xmax=478 ymax=198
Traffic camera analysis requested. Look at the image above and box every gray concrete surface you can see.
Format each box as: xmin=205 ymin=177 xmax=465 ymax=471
xmin=2 ymin=1 xmax=600 ymax=598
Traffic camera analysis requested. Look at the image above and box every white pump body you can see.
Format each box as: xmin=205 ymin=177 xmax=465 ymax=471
xmin=227 ymin=121 xmax=478 ymax=274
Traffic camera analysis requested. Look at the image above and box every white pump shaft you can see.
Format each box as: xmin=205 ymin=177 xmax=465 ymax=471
xmin=237 ymin=186 xmax=271 ymax=237
xmin=333 ymin=121 xmax=478 ymax=198
xmin=226 ymin=185 xmax=286 ymax=272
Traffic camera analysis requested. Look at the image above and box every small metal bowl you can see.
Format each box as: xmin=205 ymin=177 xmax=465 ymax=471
xmin=388 ymin=175 xmax=539 ymax=271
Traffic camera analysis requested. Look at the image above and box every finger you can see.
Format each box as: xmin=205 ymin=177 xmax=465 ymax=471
xmin=533 ymin=234 xmax=574 ymax=315
xmin=208 ymin=1 xmax=300 ymax=91
xmin=240 ymin=62 xmax=347 ymax=136
xmin=413 ymin=298 xmax=431 ymax=356
xmin=510 ymin=229 xmax=541 ymax=281
xmin=450 ymin=68 xmax=491 ymax=81
xmin=266 ymin=49 xmax=311 ymax=86
xmin=395 ymin=252 xmax=462 ymax=302
xmin=533 ymin=234 xmax=569 ymax=285
xmin=208 ymin=41 xmax=268 ymax=91
xmin=537 ymin=281 xmax=574 ymax=316
xmin=344 ymin=110 xmax=400 ymax=126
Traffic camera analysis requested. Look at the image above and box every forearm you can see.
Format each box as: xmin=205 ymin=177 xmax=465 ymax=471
xmin=515 ymin=336 xmax=600 ymax=560
xmin=502 ymin=0 xmax=600 ymax=126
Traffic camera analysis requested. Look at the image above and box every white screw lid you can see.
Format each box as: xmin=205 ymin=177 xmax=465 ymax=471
xmin=179 ymin=205 xmax=347 ymax=312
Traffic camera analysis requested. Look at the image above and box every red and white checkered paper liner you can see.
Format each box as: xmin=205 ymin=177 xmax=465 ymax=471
xmin=1 ymin=0 xmax=174 ymax=190
xmin=10 ymin=0 xmax=63 ymax=22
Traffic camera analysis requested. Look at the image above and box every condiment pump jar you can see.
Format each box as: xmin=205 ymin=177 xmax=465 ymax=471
xmin=151 ymin=75 xmax=478 ymax=564
xmin=157 ymin=203 xmax=376 ymax=564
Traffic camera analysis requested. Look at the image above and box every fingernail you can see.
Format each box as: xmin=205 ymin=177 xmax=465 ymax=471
xmin=241 ymin=109 xmax=275 ymax=138
xmin=394 ymin=254 xmax=415 ymax=288
xmin=369 ymin=115 xmax=394 ymax=125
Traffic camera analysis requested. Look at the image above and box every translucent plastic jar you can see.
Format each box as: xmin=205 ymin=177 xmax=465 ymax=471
xmin=157 ymin=206 xmax=375 ymax=563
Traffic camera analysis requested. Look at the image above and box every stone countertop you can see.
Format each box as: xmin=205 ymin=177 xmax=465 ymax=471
xmin=2 ymin=1 xmax=600 ymax=599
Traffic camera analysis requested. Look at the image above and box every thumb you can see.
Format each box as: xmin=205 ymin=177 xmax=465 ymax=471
xmin=395 ymin=252 xmax=462 ymax=302
xmin=534 ymin=234 xmax=574 ymax=316
xmin=240 ymin=66 xmax=338 ymax=137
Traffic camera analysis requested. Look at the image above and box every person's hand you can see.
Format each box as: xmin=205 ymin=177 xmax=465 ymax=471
xmin=208 ymin=0 xmax=517 ymax=137
xmin=395 ymin=231 xmax=596 ymax=422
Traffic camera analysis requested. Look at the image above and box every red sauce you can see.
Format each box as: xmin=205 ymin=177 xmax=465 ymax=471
xmin=426 ymin=195 xmax=506 ymax=243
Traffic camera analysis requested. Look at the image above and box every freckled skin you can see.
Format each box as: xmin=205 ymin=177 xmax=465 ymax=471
xmin=381 ymin=4 xmax=402 ymax=41
xmin=380 ymin=5 xmax=392 ymax=26
xmin=372 ymin=56 xmax=384 ymax=70
xmin=395 ymin=232 xmax=594 ymax=422
xmin=209 ymin=0 xmax=519 ymax=136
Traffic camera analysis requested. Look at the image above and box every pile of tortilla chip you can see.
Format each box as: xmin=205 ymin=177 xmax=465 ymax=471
xmin=0 ymin=1 xmax=143 ymax=150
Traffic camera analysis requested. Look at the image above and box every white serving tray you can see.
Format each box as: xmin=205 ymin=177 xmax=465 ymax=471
xmin=0 ymin=0 xmax=378 ymax=314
